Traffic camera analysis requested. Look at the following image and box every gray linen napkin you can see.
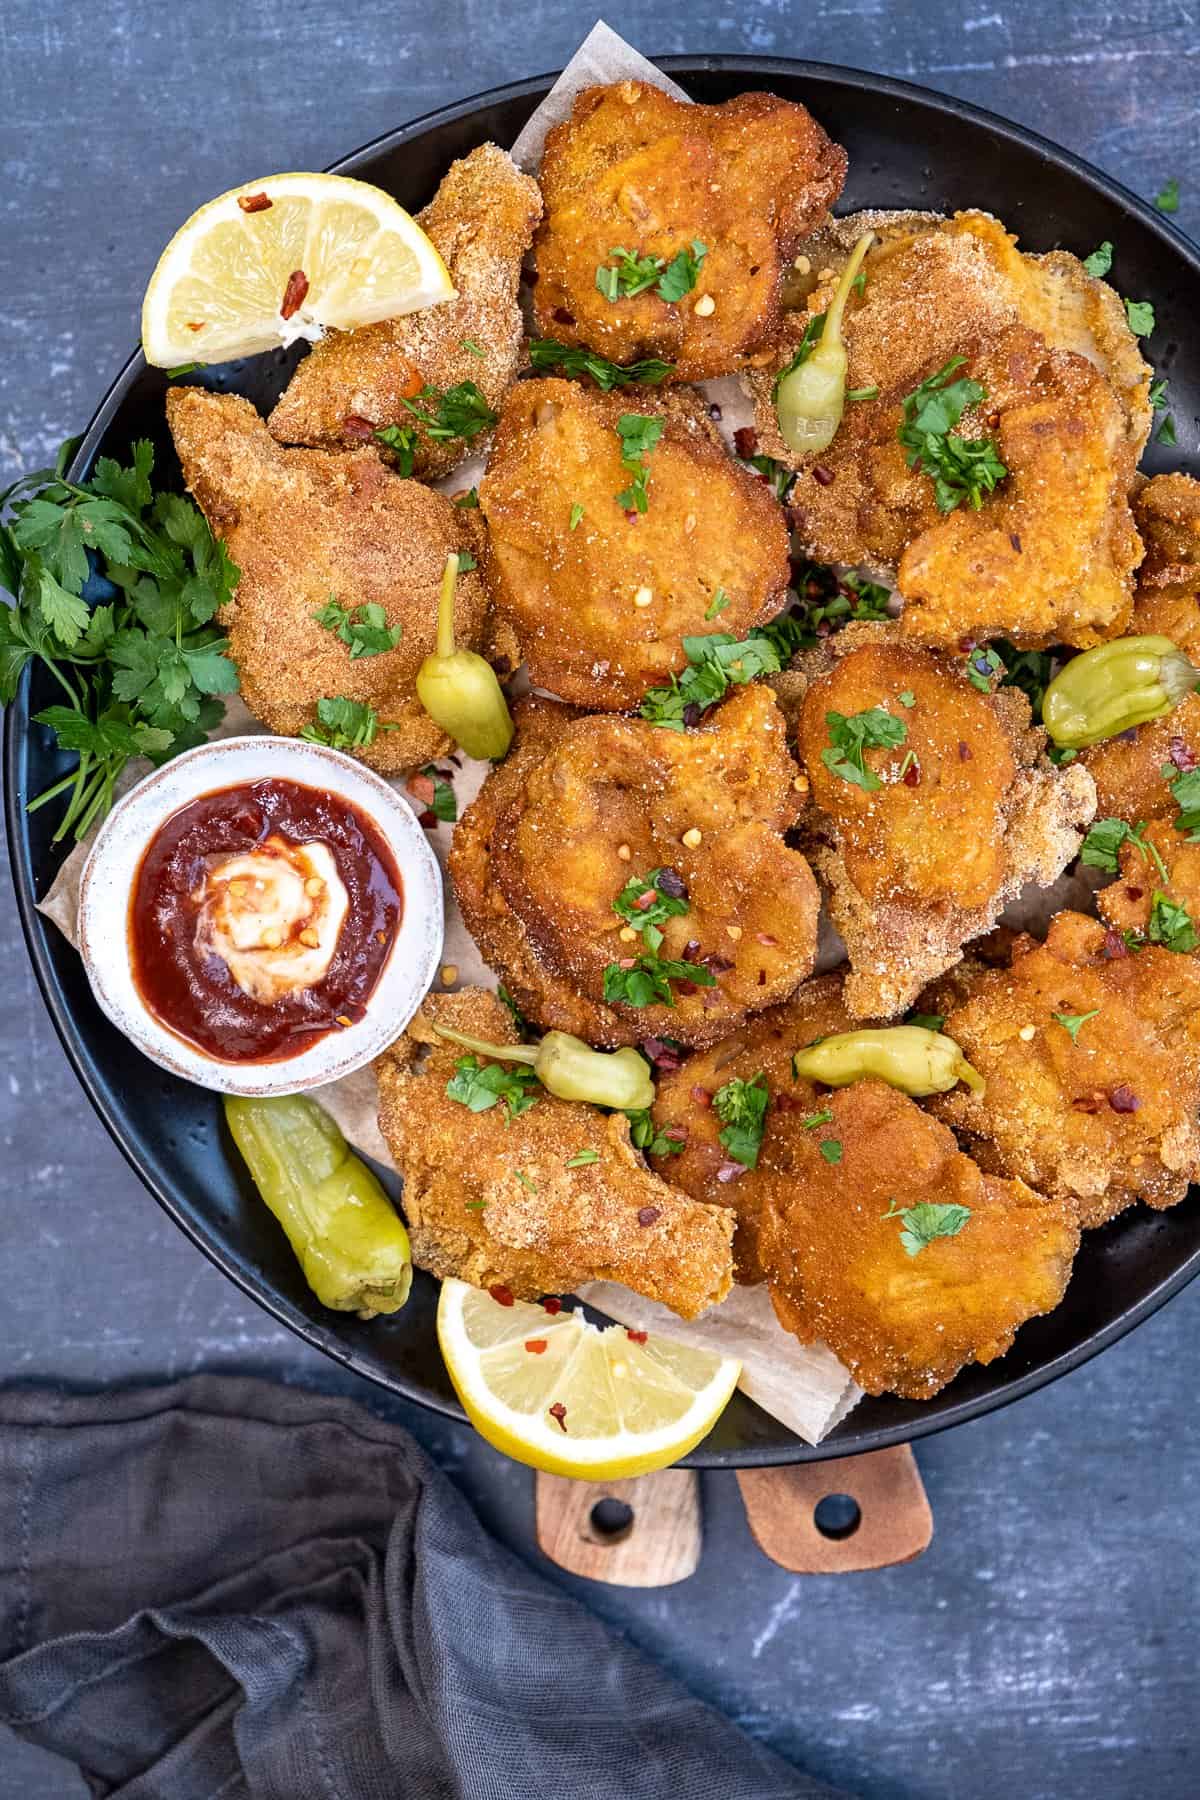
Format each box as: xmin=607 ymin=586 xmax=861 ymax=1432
xmin=0 ymin=1375 xmax=843 ymax=1798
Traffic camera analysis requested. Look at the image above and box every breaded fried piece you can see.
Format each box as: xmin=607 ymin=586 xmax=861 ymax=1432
xmin=927 ymin=910 xmax=1200 ymax=1226
xmin=268 ymin=145 xmax=541 ymax=477
xmin=1096 ymin=817 xmax=1200 ymax=946
xmin=167 ymin=387 xmax=496 ymax=773
xmin=533 ymin=81 xmax=846 ymax=383
xmin=796 ymin=638 xmax=1096 ymax=1016
xmin=648 ymin=975 xmax=1077 ymax=1397
xmin=1081 ymin=474 xmax=1200 ymax=824
xmin=450 ymin=696 xmax=631 ymax=1045
xmin=478 ymin=684 xmax=820 ymax=1048
xmin=747 ymin=212 xmax=1149 ymax=648
xmin=478 ymin=378 xmax=790 ymax=710
xmin=375 ymin=989 xmax=734 ymax=1318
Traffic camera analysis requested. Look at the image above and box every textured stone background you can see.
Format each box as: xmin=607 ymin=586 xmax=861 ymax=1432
xmin=2 ymin=4 xmax=1198 ymax=1796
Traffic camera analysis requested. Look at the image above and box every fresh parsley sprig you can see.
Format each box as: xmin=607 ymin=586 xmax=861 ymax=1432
xmin=446 ymin=1054 xmax=540 ymax=1122
xmin=603 ymin=952 xmax=717 ymax=1008
xmin=374 ymin=380 xmax=498 ymax=475
xmin=897 ymin=356 xmax=1007 ymax=512
xmin=313 ymin=597 xmax=402 ymax=660
xmin=1149 ymin=890 xmax=1198 ymax=953
xmin=881 ymin=1198 xmax=971 ymax=1257
xmin=626 ymin=1108 xmax=687 ymax=1157
xmin=1080 ymin=817 xmax=1169 ymax=882
xmin=713 ymin=1072 xmax=770 ymax=1169
xmin=299 ymin=697 xmax=397 ymax=750
xmin=822 ymin=706 xmax=908 ymax=792
xmin=0 ymin=436 xmax=239 ymax=841
xmin=1164 ymin=763 xmax=1200 ymax=839
xmin=615 ymin=413 xmax=665 ymax=513
xmin=639 ymin=613 xmax=813 ymax=730
xmin=595 ymin=241 xmax=708 ymax=305
xmin=527 ymin=339 xmax=676 ymax=389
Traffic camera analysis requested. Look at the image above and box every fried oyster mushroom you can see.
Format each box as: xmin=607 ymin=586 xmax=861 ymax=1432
xmin=268 ymin=144 xmax=542 ymax=477
xmin=647 ymin=976 xmax=1078 ymax=1399
xmin=451 ymin=683 xmax=820 ymax=1049
xmin=747 ymin=211 xmax=1150 ymax=650
xmin=167 ymin=387 xmax=509 ymax=773
xmin=477 ymin=378 xmax=790 ymax=711
xmin=796 ymin=636 xmax=1096 ymax=1017
xmin=1080 ymin=474 xmax=1200 ymax=825
xmin=532 ymin=80 xmax=846 ymax=383
xmin=375 ymin=988 xmax=734 ymax=1319
xmin=927 ymin=910 xmax=1200 ymax=1227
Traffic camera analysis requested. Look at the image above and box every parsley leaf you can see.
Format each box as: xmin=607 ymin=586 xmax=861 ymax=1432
xmin=881 ymin=1199 xmax=971 ymax=1257
xmin=1165 ymin=764 xmax=1200 ymax=839
xmin=1154 ymin=178 xmax=1180 ymax=214
xmin=819 ymin=1138 xmax=843 ymax=1165
xmin=373 ymin=422 xmax=419 ymax=476
xmin=639 ymin=611 xmax=816 ymax=729
xmin=626 ymin=1108 xmax=687 ymax=1157
xmin=905 ymin=1012 xmax=944 ymax=1033
xmin=800 ymin=1107 xmax=834 ymax=1129
xmin=1083 ymin=241 xmax=1114 ymax=277
xmin=569 ymin=502 xmax=585 ymax=531
xmin=964 ymin=645 xmax=1005 ymax=692
xmin=898 ymin=356 xmax=1007 ymax=512
xmin=655 ymin=241 xmax=707 ymax=303
xmin=713 ymin=1072 xmax=770 ymax=1169
xmin=1053 ymin=1008 xmax=1100 ymax=1043
xmin=1149 ymin=890 xmax=1198 ymax=953
xmin=704 ymin=588 xmax=730 ymax=620
xmin=445 ymin=1054 xmax=540 ymax=1122
xmin=1150 ymin=377 xmax=1170 ymax=411
xmin=1156 ymin=414 xmax=1178 ymax=446
xmin=423 ymin=765 xmax=457 ymax=822
xmin=455 ymin=487 xmax=480 ymax=509
xmin=822 ymin=706 xmax=908 ymax=791
xmin=375 ymin=381 xmax=498 ymax=471
xmin=596 ymin=246 xmax=664 ymax=301
xmin=603 ymin=953 xmax=716 ymax=1008
xmin=527 ymin=339 xmax=676 ymax=389
xmin=299 ymin=696 xmax=396 ymax=750
xmin=615 ymin=413 xmax=665 ymax=513
xmin=313 ymin=596 xmax=402 ymax=659
xmin=1080 ymin=816 xmax=1166 ymax=879
xmin=565 ymin=1149 xmax=600 ymax=1168
xmin=994 ymin=642 xmax=1054 ymax=718
xmin=497 ymin=984 xmax=528 ymax=1035
xmin=741 ymin=453 xmax=797 ymax=502
xmin=1125 ymin=298 xmax=1156 ymax=337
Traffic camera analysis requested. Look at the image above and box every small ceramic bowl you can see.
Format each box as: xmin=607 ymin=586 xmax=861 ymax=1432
xmin=78 ymin=735 xmax=444 ymax=1095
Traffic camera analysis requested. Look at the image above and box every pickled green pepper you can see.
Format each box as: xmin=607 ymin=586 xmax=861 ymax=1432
xmin=416 ymin=553 xmax=514 ymax=760
xmin=791 ymin=1025 xmax=985 ymax=1097
xmin=433 ymin=1023 xmax=655 ymax=1111
xmin=774 ymin=230 xmax=875 ymax=457
xmin=1041 ymin=635 xmax=1200 ymax=749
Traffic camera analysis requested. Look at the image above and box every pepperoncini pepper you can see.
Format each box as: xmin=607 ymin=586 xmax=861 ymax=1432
xmin=774 ymin=229 xmax=875 ymax=457
xmin=1041 ymin=635 xmax=1200 ymax=749
xmin=433 ymin=1023 xmax=655 ymax=1112
xmin=416 ymin=553 xmax=514 ymax=760
xmin=224 ymin=1094 xmax=412 ymax=1317
xmin=790 ymin=1026 xmax=985 ymax=1097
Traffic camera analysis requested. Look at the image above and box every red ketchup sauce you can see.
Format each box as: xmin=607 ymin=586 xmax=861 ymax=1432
xmin=129 ymin=777 xmax=402 ymax=1062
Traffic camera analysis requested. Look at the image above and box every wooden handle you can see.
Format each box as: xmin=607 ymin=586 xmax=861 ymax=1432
xmin=536 ymin=1467 xmax=701 ymax=1586
xmin=736 ymin=1444 xmax=932 ymax=1573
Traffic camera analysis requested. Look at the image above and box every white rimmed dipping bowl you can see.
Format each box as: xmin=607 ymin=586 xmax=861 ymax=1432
xmin=78 ymin=735 xmax=444 ymax=1095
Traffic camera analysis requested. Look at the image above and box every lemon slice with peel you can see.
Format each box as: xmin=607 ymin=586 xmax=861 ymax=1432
xmin=437 ymin=1278 xmax=740 ymax=1479
xmin=141 ymin=172 xmax=454 ymax=369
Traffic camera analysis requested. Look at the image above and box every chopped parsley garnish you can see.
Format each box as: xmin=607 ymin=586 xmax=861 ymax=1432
xmin=615 ymin=413 xmax=665 ymax=513
xmin=713 ymin=1073 xmax=770 ymax=1169
xmin=896 ymin=749 xmax=917 ymax=781
xmin=704 ymin=588 xmax=730 ymax=620
xmin=299 ymin=696 xmax=396 ymax=750
xmin=846 ymin=385 xmax=879 ymax=402
xmin=612 ymin=867 xmax=690 ymax=951
xmin=1053 ymin=1008 xmax=1100 ymax=1043
xmin=603 ymin=953 xmax=716 ymax=1008
xmin=515 ymin=1170 xmax=537 ymax=1191
xmin=741 ymin=453 xmax=797 ymax=502
xmin=1154 ymin=179 xmax=1180 ymax=214
xmin=1149 ymin=890 xmax=1198 ymax=953
xmin=596 ymin=241 xmax=707 ymax=305
xmin=422 ymin=765 xmax=457 ymax=822
xmin=897 ymin=356 xmax=1007 ymax=513
xmin=166 ymin=362 xmax=203 ymax=378
xmin=1150 ymin=378 xmax=1170 ymax=411
xmin=800 ymin=1108 xmax=834 ymax=1129
xmin=964 ymin=645 xmax=1006 ymax=692
xmin=772 ymin=313 xmax=826 ymax=397
xmin=897 ymin=690 xmax=916 ymax=708
xmin=569 ymin=503 xmax=584 ymax=531
xmin=1156 ymin=413 xmax=1178 ymax=446
xmin=994 ymin=642 xmax=1054 ymax=718
xmin=312 ymin=597 xmax=401 ymax=659
xmin=0 ymin=436 xmax=239 ymax=842
xmin=1080 ymin=817 xmax=1168 ymax=880
xmin=454 ymin=487 xmax=480 ymax=509
xmin=497 ymin=984 xmax=528 ymax=1034
xmin=374 ymin=380 xmax=497 ymax=475
xmin=456 ymin=550 xmax=477 ymax=574
xmin=1164 ymin=763 xmax=1200 ymax=839
xmin=1083 ymin=242 xmax=1114 ymax=277
xmin=881 ymin=1199 xmax=971 ymax=1257
xmin=460 ymin=337 xmax=485 ymax=358
xmin=787 ymin=563 xmax=893 ymax=644
xmin=639 ymin=615 xmax=811 ymax=729
xmin=905 ymin=1012 xmax=944 ymax=1033
xmin=565 ymin=1149 xmax=600 ymax=1168
xmin=1125 ymin=298 xmax=1155 ymax=337
xmin=656 ymin=241 xmax=708 ymax=303
xmin=822 ymin=705 xmax=908 ymax=792
xmin=527 ymin=338 xmax=676 ymax=389
xmin=626 ymin=1108 xmax=687 ymax=1157
xmin=446 ymin=1055 xmax=540 ymax=1122
xmin=819 ymin=1138 xmax=843 ymax=1165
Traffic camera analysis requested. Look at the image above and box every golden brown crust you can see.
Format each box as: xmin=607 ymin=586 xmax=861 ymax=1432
xmin=375 ymin=988 xmax=734 ymax=1318
xmin=477 ymin=378 xmax=791 ymax=710
xmin=166 ymin=387 xmax=496 ymax=773
xmin=795 ymin=637 xmax=1096 ymax=1017
xmin=533 ymin=82 xmax=846 ymax=383
xmin=268 ymin=144 xmax=542 ymax=477
xmin=927 ymin=909 xmax=1200 ymax=1226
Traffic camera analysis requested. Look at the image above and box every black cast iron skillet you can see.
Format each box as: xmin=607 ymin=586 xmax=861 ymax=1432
xmin=7 ymin=59 xmax=1200 ymax=1466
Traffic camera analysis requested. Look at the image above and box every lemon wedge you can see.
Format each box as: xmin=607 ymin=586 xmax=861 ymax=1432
xmin=437 ymin=1278 xmax=740 ymax=1479
xmin=141 ymin=171 xmax=454 ymax=369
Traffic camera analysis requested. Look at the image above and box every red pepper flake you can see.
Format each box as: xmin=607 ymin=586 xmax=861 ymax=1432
xmin=548 ymin=1401 xmax=568 ymax=1432
xmin=734 ymin=426 xmax=759 ymax=459
xmin=524 ymin=1339 xmax=548 ymax=1355
xmin=342 ymin=412 xmax=376 ymax=439
xmin=703 ymin=954 xmax=735 ymax=975
xmin=1103 ymin=928 xmax=1129 ymax=961
xmin=1170 ymin=736 xmax=1198 ymax=771
xmin=407 ymin=772 xmax=436 ymax=807
xmin=716 ymin=1160 xmax=745 ymax=1183
xmin=186 ymin=321 xmax=206 ymax=332
xmin=640 ymin=1036 xmax=683 ymax=1072
xmin=541 ymin=1295 xmax=563 ymax=1315
xmin=812 ymin=464 xmax=835 ymax=486
xmin=958 ymin=636 xmax=977 ymax=654
xmin=237 ymin=191 xmax=273 ymax=213
xmin=1109 ymin=1084 xmax=1141 ymax=1114
xmin=280 ymin=269 xmax=309 ymax=319
xmin=618 ymin=956 xmax=637 ymax=971
xmin=903 ymin=760 xmax=922 ymax=787
xmin=958 ymin=741 xmax=972 ymax=761
xmin=1009 ymin=531 xmax=1023 ymax=553
xmin=626 ymin=1328 xmax=648 ymax=1343
xmin=757 ymin=969 xmax=767 ymax=986
xmin=637 ymin=1206 xmax=661 ymax=1227
xmin=755 ymin=932 xmax=778 ymax=946
xmin=1126 ymin=886 xmax=1144 ymax=901
xmin=488 ymin=1284 xmax=515 ymax=1307
xmin=624 ymin=509 xmax=639 ymax=525
xmin=633 ymin=888 xmax=657 ymax=912
xmin=691 ymin=1085 xmax=712 ymax=1106
xmin=417 ymin=810 xmax=437 ymax=829
xmin=664 ymin=1124 xmax=688 ymax=1147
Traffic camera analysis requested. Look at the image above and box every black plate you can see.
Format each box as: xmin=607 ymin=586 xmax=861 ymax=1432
xmin=7 ymin=58 xmax=1200 ymax=1466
